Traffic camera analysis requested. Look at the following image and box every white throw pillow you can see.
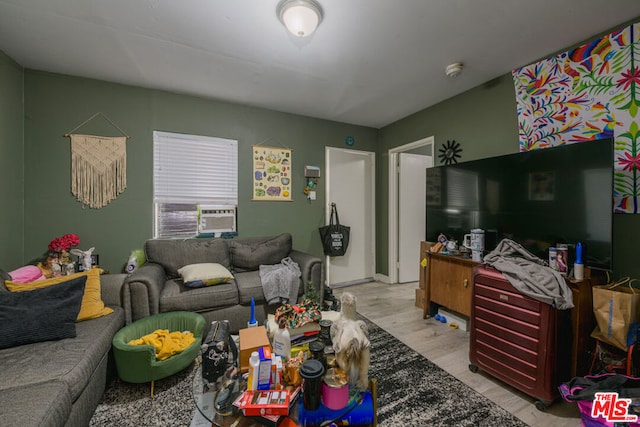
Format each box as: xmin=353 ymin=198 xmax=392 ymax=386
xmin=178 ymin=263 xmax=233 ymax=288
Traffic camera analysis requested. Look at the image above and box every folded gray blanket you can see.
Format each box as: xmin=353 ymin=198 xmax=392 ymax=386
xmin=259 ymin=257 xmax=301 ymax=305
xmin=483 ymin=239 xmax=574 ymax=310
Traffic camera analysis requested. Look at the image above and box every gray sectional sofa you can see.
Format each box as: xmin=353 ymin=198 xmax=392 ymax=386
xmin=0 ymin=274 xmax=126 ymax=427
xmin=124 ymin=233 xmax=324 ymax=333
xmin=0 ymin=233 xmax=322 ymax=426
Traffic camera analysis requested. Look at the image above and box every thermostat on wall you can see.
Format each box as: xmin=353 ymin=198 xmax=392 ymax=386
xmin=304 ymin=165 xmax=321 ymax=178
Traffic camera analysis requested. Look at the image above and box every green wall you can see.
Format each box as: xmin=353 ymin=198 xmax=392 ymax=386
xmin=377 ymin=74 xmax=640 ymax=278
xmin=0 ymin=51 xmax=24 ymax=269
xmin=22 ymin=70 xmax=378 ymax=273
xmin=9 ymin=17 xmax=640 ymax=279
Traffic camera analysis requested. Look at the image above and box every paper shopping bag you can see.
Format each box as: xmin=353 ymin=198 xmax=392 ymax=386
xmin=591 ymin=278 xmax=640 ymax=351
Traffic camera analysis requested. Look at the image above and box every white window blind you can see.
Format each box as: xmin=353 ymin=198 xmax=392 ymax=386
xmin=153 ymin=131 xmax=238 ymax=238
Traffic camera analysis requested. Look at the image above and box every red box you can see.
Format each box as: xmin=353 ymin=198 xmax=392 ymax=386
xmin=236 ymin=389 xmax=290 ymax=416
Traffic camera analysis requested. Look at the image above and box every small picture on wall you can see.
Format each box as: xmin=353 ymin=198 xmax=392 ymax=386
xmin=77 ymin=254 xmax=99 ymax=272
xmin=252 ymin=145 xmax=293 ymax=201
xmin=528 ymin=171 xmax=555 ymax=201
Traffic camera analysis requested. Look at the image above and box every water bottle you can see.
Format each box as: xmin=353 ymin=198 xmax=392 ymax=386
xmin=273 ymin=320 xmax=291 ymax=361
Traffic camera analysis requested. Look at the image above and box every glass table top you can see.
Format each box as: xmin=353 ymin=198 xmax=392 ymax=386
xmin=192 ymin=363 xmax=248 ymax=427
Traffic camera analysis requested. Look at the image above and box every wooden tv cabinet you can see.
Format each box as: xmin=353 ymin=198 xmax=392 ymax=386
xmin=420 ymin=251 xmax=479 ymax=318
xmin=418 ymin=241 xmax=605 ymax=377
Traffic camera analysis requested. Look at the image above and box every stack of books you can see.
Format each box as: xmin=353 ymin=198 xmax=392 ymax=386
xmin=290 ymin=330 xmax=319 ymax=347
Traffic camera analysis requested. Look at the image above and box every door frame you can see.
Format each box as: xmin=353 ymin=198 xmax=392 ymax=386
xmin=325 ymin=147 xmax=376 ymax=287
xmin=387 ymin=136 xmax=434 ymax=284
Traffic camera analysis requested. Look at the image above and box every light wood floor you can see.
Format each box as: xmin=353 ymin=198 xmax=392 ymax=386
xmin=333 ymin=280 xmax=582 ymax=427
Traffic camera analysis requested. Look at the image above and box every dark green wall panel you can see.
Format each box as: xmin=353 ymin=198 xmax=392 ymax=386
xmin=12 ymin=17 xmax=640 ymax=280
xmin=377 ymin=74 xmax=518 ymax=276
xmin=0 ymin=51 xmax=24 ymax=269
xmin=23 ymin=70 xmax=377 ymax=273
xmin=378 ymin=74 xmax=640 ymax=278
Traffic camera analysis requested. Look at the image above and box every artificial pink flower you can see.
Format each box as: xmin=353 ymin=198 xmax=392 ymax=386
xmin=48 ymin=233 xmax=80 ymax=252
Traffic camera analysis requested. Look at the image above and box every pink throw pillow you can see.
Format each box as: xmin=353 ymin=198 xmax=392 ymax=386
xmin=8 ymin=265 xmax=46 ymax=283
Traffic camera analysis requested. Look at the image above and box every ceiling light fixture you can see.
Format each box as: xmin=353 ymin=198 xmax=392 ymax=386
xmin=445 ymin=63 xmax=464 ymax=78
xmin=277 ymin=0 xmax=323 ymax=38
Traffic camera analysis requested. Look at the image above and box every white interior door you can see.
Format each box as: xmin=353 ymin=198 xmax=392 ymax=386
xmin=326 ymin=148 xmax=375 ymax=286
xmin=398 ymin=153 xmax=432 ymax=283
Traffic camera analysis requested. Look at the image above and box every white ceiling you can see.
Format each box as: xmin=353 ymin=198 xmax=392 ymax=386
xmin=1 ymin=1 xmax=639 ymax=128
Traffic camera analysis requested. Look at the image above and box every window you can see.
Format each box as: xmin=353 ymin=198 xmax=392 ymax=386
xmin=153 ymin=131 xmax=238 ymax=238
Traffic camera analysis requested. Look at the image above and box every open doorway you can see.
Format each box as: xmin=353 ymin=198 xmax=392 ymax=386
xmin=325 ymin=147 xmax=376 ymax=287
xmin=388 ymin=137 xmax=434 ymax=284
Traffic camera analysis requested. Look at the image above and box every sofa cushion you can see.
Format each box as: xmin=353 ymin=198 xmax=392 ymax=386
xmin=228 ymin=233 xmax=292 ymax=272
xmin=6 ymin=268 xmax=114 ymax=322
xmin=146 ymin=238 xmax=231 ymax=278
xmin=0 ymin=276 xmax=86 ymax=349
xmin=160 ymin=279 xmax=239 ymax=312
xmin=178 ymin=262 xmax=234 ymax=288
xmin=234 ymin=271 xmax=268 ymax=305
xmin=0 ymin=305 xmax=124 ymax=401
xmin=0 ymin=381 xmax=72 ymax=427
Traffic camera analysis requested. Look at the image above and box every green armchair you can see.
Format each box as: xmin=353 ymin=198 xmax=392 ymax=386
xmin=112 ymin=311 xmax=206 ymax=397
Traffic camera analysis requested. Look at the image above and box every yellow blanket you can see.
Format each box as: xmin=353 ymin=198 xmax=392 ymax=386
xmin=128 ymin=329 xmax=195 ymax=361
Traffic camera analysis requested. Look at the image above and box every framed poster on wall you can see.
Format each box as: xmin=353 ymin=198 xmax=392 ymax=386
xmin=252 ymin=145 xmax=292 ymax=201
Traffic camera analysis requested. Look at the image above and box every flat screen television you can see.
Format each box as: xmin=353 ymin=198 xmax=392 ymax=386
xmin=425 ymin=137 xmax=613 ymax=271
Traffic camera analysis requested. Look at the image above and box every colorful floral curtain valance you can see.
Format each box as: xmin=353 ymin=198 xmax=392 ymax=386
xmin=512 ymin=22 xmax=640 ymax=213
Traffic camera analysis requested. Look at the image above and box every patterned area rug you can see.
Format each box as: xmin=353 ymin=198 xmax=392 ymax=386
xmin=90 ymin=315 xmax=528 ymax=426
xmin=367 ymin=316 xmax=527 ymax=426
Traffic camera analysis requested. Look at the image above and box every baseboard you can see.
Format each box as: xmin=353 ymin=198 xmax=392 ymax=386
xmin=330 ymin=278 xmax=374 ymax=288
xmin=374 ymin=273 xmax=390 ymax=284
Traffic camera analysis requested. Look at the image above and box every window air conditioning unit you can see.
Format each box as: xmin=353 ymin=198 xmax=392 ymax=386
xmin=199 ymin=205 xmax=237 ymax=233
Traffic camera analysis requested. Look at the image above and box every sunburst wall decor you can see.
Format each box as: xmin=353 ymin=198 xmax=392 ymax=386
xmin=438 ymin=140 xmax=462 ymax=165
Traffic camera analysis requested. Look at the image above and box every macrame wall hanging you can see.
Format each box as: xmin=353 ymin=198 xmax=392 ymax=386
xmin=65 ymin=112 xmax=129 ymax=209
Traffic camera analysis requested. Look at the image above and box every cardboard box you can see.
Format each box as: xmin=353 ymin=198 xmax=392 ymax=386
xmin=234 ymin=386 xmax=301 ymax=426
xmin=236 ymin=389 xmax=290 ymax=416
xmin=415 ymin=288 xmax=426 ymax=309
xmin=239 ymin=326 xmax=271 ymax=372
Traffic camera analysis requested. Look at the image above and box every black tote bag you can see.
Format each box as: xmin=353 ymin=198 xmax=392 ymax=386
xmin=319 ymin=203 xmax=350 ymax=256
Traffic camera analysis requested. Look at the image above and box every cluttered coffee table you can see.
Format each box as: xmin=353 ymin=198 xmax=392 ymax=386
xmin=193 ymin=304 xmax=377 ymax=427
xmin=193 ymin=362 xmax=377 ymax=427
xmin=193 ymin=362 xmax=299 ymax=427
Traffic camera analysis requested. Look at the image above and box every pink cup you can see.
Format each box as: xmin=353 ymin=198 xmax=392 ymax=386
xmin=321 ymin=368 xmax=349 ymax=410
